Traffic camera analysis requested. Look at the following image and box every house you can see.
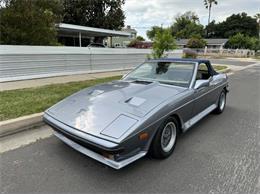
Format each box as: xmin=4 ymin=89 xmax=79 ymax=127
xmin=176 ymin=39 xmax=229 ymax=49
xmin=57 ymin=23 xmax=130 ymax=47
xmin=107 ymin=25 xmax=137 ymax=48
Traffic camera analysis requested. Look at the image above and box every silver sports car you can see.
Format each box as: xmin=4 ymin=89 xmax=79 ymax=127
xmin=43 ymin=58 xmax=229 ymax=169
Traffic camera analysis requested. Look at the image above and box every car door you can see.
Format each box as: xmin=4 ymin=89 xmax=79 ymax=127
xmin=192 ymin=62 xmax=215 ymax=116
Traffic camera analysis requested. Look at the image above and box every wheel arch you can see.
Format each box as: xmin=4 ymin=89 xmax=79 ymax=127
xmin=147 ymin=113 xmax=182 ymax=152
xmin=223 ymin=86 xmax=228 ymax=94
xmin=169 ymin=113 xmax=182 ymax=133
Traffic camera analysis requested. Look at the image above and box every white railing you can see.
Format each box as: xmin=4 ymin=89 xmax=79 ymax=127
xmin=0 ymin=45 xmax=183 ymax=82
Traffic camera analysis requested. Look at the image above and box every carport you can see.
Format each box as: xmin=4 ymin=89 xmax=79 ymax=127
xmin=57 ymin=23 xmax=131 ymax=47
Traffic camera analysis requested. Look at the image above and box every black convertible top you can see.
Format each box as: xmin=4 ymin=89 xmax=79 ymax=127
xmin=147 ymin=58 xmax=218 ymax=75
xmin=148 ymin=58 xmax=211 ymax=64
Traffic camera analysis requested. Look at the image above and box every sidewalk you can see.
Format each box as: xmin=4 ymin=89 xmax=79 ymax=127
xmin=0 ymin=70 xmax=129 ymax=91
xmin=225 ymin=57 xmax=259 ymax=62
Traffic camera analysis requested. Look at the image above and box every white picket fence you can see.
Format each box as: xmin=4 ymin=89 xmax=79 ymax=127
xmin=187 ymin=47 xmax=256 ymax=57
xmin=0 ymin=45 xmax=183 ymax=82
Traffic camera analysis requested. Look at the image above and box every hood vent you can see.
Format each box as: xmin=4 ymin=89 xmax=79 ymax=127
xmin=125 ymin=97 xmax=146 ymax=107
xmin=131 ymin=80 xmax=153 ymax=85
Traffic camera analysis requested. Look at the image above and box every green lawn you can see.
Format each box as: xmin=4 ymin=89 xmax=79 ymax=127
xmin=213 ymin=65 xmax=228 ymax=71
xmin=199 ymin=64 xmax=228 ymax=72
xmin=0 ymin=76 xmax=121 ymax=121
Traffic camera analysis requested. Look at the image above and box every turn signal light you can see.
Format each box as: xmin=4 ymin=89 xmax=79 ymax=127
xmin=139 ymin=132 xmax=149 ymax=141
xmin=102 ymin=152 xmax=114 ymax=160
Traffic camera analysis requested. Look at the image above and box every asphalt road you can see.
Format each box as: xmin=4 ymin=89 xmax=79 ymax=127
xmin=1 ymin=63 xmax=260 ymax=193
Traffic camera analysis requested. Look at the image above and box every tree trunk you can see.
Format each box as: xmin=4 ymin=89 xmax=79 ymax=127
xmin=206 ymin=4 xmax=212 ymax=37
xmin=208 ymin=4 xmax=212 ymax=26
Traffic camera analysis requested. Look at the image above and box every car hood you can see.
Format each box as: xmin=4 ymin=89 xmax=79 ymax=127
xmin=46 ymin=80 xmax=186 ymax=140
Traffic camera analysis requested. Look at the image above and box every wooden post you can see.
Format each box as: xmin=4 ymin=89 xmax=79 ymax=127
xmin=79 ymin=32 xmax=82 ymax=47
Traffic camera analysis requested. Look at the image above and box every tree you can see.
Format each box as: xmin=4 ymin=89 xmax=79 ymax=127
xmin=0 ymin=0 xmax=63 ymax=45
xmin=205 ymin=20 xmax=219 ymax=38
xmin=170 ymin=11 xmax=204 ymax=39
xmin=225 ymin=33 xmax=254 ymax=49
xmin=176 ymin=11 xmax=200 ymax=23
xmin=204 ymin=0 xmax=218 ymax=27
xmin=187 ymin=36 xmax=207 ymax=48
xmin=151 ymin=29 xmax=176 ymax=59
xmin=136 ymin=36 xmax=145 ymax=41
xmin=206 ymin=13 xmax=259 ymax=38
xmin=62 ymin=0 xmax=125 ymax=30
xmin=146 ymin=26 xmax=162 ymax=40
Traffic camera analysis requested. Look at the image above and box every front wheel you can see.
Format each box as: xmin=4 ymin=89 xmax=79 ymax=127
xmin=149 ymin=117 xmax=179 ymax=159
xmin=214 ymin=90 xmax=226 ymax=114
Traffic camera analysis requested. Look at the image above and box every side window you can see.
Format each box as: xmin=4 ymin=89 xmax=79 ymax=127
xmin=196 ymin=63 xmax=211 ymax=80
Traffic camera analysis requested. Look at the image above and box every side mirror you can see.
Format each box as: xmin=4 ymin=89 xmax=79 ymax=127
xmin=194 ymin=80 xmax=209 ymax=90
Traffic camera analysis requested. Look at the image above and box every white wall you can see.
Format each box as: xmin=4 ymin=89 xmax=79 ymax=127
xmin=0 ymin=45 xmax=183 ymax=82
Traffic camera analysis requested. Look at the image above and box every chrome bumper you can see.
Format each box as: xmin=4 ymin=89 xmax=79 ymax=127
xmin=54 ymin=131 xmax=146 ymax=169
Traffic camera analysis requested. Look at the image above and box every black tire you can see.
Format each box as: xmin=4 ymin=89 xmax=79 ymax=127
xmin=214 ymin=90 xmax=226 ymax=114
xmin=149 ymin=117 xmax=179 ymax=159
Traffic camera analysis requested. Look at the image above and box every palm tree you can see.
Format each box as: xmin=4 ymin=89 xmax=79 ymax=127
xmin=255 ymin=13 xmax=260 ymax=38
xmin=204 ymin=0 xmax=218 ymax=26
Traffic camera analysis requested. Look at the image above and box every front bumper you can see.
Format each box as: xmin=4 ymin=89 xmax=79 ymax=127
xmin=54 ymin=131 xmax=146 ymax=169
xmin=43 ymin=113 xmax=147 ymax=169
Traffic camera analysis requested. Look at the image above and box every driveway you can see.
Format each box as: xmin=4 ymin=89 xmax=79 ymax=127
xmin=1 ymin=63 xmax=260 ymax=193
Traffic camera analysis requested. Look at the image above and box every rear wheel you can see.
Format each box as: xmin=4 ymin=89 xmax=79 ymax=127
xmin=214 ymin=90 xmax=226 ymax=114
xmin=150 ymin=117 xmax=179 ymax=159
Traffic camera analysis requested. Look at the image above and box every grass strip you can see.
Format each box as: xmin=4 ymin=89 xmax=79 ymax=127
xmin=0 ymin=76 xmax=121 ymax=121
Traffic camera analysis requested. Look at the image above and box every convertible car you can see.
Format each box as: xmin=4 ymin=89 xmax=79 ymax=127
xmin=43 ymin=58 xmax=229 ymax=169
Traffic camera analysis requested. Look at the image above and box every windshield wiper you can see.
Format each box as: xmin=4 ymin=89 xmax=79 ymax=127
xmin=159 ymin=81 xmax=186 ymax=88
xmin=158 ymin=81 xmax=175 ymax=86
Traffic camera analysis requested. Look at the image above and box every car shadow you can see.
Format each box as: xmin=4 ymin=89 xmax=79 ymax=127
xmin=178 ymin=105 xmax=236 ymax=139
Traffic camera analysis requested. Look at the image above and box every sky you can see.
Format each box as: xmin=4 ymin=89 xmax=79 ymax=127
xmin=123 ymin=0 xmax=260 ymax=39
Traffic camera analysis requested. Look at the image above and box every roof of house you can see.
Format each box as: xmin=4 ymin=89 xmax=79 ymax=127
xmin=57 ymin=23 xmax=131 ymax=37
xmin=176 ymin=39 xmax=228 ymax=46
xmin=122 ymin=26 xmax=137 ymax=34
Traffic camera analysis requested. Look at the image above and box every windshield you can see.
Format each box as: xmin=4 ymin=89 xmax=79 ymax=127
xmin=124 ymin=61 xmax=195 ymax=88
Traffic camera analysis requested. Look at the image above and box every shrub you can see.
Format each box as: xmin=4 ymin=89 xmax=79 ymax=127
xmin=128 ymin=39 xmax=139 ymax=47
xmin=182 ymin=48 xmax=198 ymax=58
xmin=225 ymin=33 xmax=259 ymax=50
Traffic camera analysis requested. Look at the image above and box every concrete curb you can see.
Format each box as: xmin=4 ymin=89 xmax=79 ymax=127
xmin=217 ymin=68 xmax=231 ymax=74
xmin=0 ymin=113 xmax=44 ymax=137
